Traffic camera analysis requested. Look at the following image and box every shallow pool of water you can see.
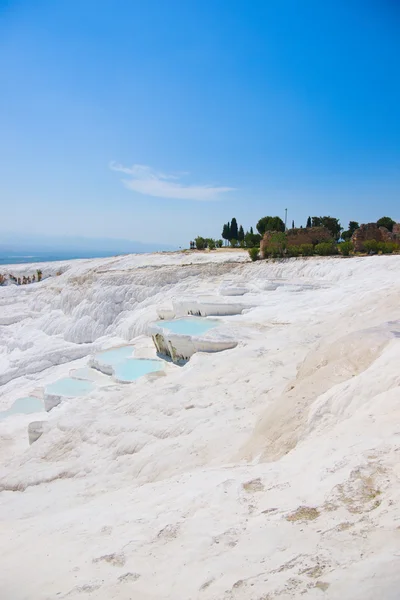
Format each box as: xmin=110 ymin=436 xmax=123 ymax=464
xmin=113 ymin=359 xmax=162 ymax=382
xmin=0 ymin=397 xmax=44 ymax=419
xmin=155 ymin=317 xmax=218 ymax=336
xmin=95 ymin=345 xmax=135 ymax=367
xmin=71 ymin=367 xmax=108 ymax=382
xmin=46 ymin=378 xmax=95 ymax=397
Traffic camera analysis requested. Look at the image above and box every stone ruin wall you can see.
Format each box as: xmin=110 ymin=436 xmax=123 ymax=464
xmin=351 ymin=223 xmax=400 ymax=252
xmin=260 ymin=227 xmax=333 ymax=254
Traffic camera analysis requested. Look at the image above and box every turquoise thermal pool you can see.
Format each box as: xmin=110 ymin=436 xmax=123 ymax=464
xmin=94 ymin=345 xmax=135 ymax=367
xmin=0 ymin=397 xmax=44 ymax=419
xmin=113 ymin=358 xmax=162 ymax=382
xmin=155 ymin=318 xmax=218 ymax=336
xmin=46 ymin=378 xmax=95 ymax=397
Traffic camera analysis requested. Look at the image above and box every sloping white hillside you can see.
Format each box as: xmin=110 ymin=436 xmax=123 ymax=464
xmin=0 ymin=251 xmax=399 ymax=599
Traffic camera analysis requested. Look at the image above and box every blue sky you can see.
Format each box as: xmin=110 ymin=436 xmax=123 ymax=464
xmin=1 ymin=0 xmax=399 ymax=246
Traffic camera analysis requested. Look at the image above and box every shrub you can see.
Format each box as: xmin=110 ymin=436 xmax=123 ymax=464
xmin=248 ymin=247 xmax=259 ymax=262
xmin=216 ymin=239 xmax=223 ymax=248
xmin=230 ymin=238 xmax=238 ymax=247
xmin=299 ymin=244 xmax=314 ymax=256
xmin=263 ymin=232 xmax=287 ymax=258
xmin=363 ymin=239 xmax=378 ymax=254
xmin=314 ymin=242 xmax=338 ymax=256
xmin=287 ymin=245 xmax=301 ymax=257
xmin=207 ymin=238 xmax=216 ymax=250
xmin=244 ymin=232 xmax=254 ymax=248
xmin=245 ymin=232 xmax=261 ymax=248
xmin=377 ymin=241 xmax=398 ymax=254
xmin=195 ymin=236 xmax=206 ymax=250
xmin=338 ymin=241 xmax=353 ymax=256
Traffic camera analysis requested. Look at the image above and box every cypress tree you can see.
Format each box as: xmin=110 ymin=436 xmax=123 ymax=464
xmin=306 ymin=216 xmax=312 ymax=228
xmin=238 ymin=225 xmax=245 ymax=241
xmin=222 ymin=222 xmax=231 ymax=245
xmin=230 ymin=218 xmax=238 ymax=240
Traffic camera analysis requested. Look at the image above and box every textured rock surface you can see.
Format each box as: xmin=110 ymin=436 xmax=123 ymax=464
xmin=28 ymin=421 xmax=49 ymax=445
xmin=150 ymin=325 xmax=237 ymax=363
xmin=351 ymin=222 xmax=400 ymax=252
xmin=260 ymin=227 xmax=332 ymax=255
xmin=1 ymin=251 xmax=400 ymax=600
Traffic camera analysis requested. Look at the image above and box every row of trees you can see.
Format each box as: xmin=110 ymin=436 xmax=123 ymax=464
xmin=222 ymin=215 xmax=345 ymax=245
xmin=191 ymin=237 xmax=223 ymax=250
xmin=303 ymin=216 xmax=396 ymax=241
xmin=193 ymin=215 xmax=397 ymax=251
xmin=221 ymin=218 xmax=262 ymax=248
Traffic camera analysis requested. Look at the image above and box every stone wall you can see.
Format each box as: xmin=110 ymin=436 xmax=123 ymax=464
xmin=260 ymin=227 xmax=332 ymax=255
xmin=287 ymin=227 xmax=333 ymax=246
xmin=351 ymin=223 xmax=400 ymax=252
xmin=392 ymin=223 xmax=400 ymax=236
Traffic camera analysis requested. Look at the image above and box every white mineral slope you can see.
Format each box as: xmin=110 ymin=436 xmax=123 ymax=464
xmin=0 ymin=252 xmax=400 ymax=600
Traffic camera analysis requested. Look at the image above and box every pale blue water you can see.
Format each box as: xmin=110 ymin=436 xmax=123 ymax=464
xmin=0 ymin=250 xmax=126 ymax=265
xmin=71 ymin=367 xmax=100 ymax=381
xmin=114 ymin=359 xmax=162 ymax=382
xmin=156 ymin=318 xmax=218 ymax=336
xmin=0 ymin=397 xmax=44 ymax=419
xmin=46 ymin=378 xmax=95 ymax=397
xmin=95 ymin=346 xmax=135 ymax=367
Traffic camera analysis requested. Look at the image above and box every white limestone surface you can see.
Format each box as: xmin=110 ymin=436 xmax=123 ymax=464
xmin=150 ymin=321 xmax=238 ymax=363
xmin=0 ymin=250 xmax=400 ymax=599
xmin=172 ymin=296 xmax=246 ymax=316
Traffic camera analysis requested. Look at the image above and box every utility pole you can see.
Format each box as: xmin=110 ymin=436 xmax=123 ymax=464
xmin=284 ymin=208 xmax=287 ymax=231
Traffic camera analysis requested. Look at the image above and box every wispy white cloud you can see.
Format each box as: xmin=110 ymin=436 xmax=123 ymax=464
xmin=110 ymin=162 xmax=235 ymax=201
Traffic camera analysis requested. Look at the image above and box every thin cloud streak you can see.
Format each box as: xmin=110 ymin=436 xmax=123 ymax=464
xmin=110 ymin=162 xmax=235 ymax=201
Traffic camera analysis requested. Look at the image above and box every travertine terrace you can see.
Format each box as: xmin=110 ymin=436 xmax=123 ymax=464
xmin=1 ymin=250 xmax=400 ymax=599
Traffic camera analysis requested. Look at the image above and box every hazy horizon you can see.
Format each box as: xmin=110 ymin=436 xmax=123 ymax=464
xmin=0 ymin=231 xmax=177 ymax=255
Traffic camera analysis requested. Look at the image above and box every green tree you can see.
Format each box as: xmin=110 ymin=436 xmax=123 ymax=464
xmin=256 ymin=216 xmax=285 ymax=235
xmin=311 ymin=216 xmax=322 ymax=227
xmin=311 ymin=216 xmax=342 ymax=241
xmin=245 ymin=231 xmax=261 ymax=248
xmin=230 ymin=218 xmax=238 ymax=240
xmin=292 ymin=220 xmax=295 ymax=229
xmin=349 ymin=221 xmax=359 ymax=234
xmin=244 ymin=231 xmax=254 ymax=247
xmin=320 ymin=216 xmax=342 ymax=241
xmin=250 ymin=226 xmax=254 ymax=235
xmin=222 ymin=223 xmax=231 ymax=245
xmin=306 ymin=216 xmax=312 ymax=228
xmin=342 ymin=221 xmax=359 ymax=241
xmin=377 ymin=216 xmax=395 ymax=232
xmin=238 ymin=225 xmax=245 ymax=241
